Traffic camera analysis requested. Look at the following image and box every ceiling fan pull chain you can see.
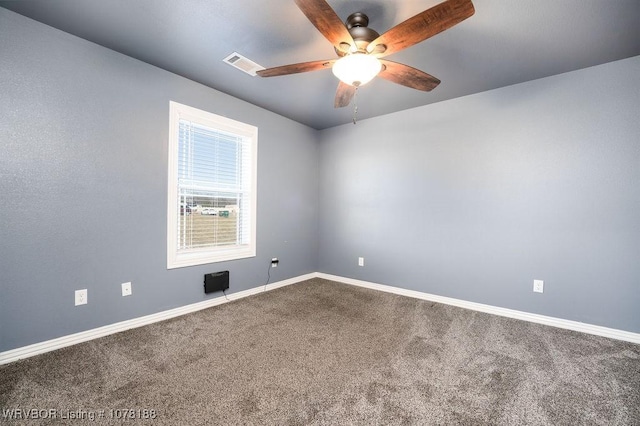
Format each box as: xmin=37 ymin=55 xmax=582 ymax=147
xmin=352 ymin=87 xmax=359 ymax=125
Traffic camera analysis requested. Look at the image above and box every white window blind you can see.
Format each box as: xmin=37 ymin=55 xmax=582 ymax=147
xmin=168 ymin=102 xmax=257 ymax=268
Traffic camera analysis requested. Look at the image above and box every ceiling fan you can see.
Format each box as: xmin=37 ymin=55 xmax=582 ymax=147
xmin=257 ymin=0 xmax=475 ymax=108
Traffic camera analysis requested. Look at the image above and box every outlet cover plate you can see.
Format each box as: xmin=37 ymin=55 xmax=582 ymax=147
xmin=358 ymin=257 xmax=364 ymax=267
xmin=122 ymin=282 xmax=132 ymax=297
xmin=75 ymin=289 xmax=87 ymax=306
xmin=533 ymin=280 xmax=544 ymax=293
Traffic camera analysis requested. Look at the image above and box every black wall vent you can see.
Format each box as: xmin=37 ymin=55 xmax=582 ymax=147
xmin=204 ymin=271 xmax=229 ymax=294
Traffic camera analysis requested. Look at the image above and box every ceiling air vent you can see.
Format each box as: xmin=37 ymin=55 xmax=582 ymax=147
xmin=223 ymin=52 xmax=265 ymax=76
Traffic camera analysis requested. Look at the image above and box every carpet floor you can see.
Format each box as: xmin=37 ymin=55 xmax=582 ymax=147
xmin=1 ymin=278 xmax=639 ymax=425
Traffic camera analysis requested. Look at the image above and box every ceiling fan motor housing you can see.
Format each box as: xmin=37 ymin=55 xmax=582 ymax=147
xmin=335 ymin=12 xmax=381 ymax=55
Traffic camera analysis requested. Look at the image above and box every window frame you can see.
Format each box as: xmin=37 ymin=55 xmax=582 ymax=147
xmin=167 ymin=101 xmax=257 ymax=269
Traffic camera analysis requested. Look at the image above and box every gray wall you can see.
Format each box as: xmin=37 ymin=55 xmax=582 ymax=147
xmin=0 ymin=9 xmax=319 ymax=352
xmin=318 ymin=56 xmax=640 ymax=333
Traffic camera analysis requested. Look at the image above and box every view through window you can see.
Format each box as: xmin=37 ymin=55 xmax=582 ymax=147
xmin=167 ymin=102 xmax=257 ymax=268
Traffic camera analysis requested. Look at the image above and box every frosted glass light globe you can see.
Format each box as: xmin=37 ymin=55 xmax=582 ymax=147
xmin=332 ymin=53 xmax=382 ymax=87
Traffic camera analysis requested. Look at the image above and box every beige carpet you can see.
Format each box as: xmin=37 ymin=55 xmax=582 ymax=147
xmin=1 ymin=278 xmax=639 ymax=424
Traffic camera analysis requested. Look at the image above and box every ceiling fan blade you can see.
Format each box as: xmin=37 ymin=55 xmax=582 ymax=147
xmin=257 ymin=59 xmax=335 ymax=77
xmin=334 ymin=81 xmax=356 ymax=108
xmin=378 ymin=60 xmax=441 ymax=91
xmin=294 ymin=0 xmax=355 ymax=53
xmin=367 ymin=0 xmax=475 ymax=57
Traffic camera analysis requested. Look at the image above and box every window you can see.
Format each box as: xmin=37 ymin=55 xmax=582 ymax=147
xmin=167 ymin=101 xmax=257 ymax=268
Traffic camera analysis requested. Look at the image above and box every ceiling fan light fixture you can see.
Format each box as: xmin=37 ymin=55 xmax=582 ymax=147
xmin=332 ymin=53 xmax=381 ymax=87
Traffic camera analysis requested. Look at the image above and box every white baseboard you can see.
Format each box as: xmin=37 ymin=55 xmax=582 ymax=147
xmin=316 ymin=273 xmax=640 ymax=344
xmin=2 ymin=271 xmax=637 ymax=365
xmin=0 ymin=273 xmax=315 ymax=365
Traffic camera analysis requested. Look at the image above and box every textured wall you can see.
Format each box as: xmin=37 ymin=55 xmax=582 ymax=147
xmin=0 ymin=9 xmax=319 ymax=352
xmin=318 ymin=56 xmax=640 ymax=333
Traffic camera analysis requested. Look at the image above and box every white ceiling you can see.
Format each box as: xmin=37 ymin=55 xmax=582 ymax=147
xmin=2 ymin=0 xmax=639 ymax=129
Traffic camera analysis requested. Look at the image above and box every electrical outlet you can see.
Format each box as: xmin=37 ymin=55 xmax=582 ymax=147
xmin=75 ymin=289 xmax=87 ymax=306
xmin=533 ymin=280 xmax=544 ymax=293
xmin=271 ymin=258 xmax=279 ymax=268
xmin=121 ymin=282 xmax=132 ymax=297
xmin=358 ymin=257 xmax=364 ymax=267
